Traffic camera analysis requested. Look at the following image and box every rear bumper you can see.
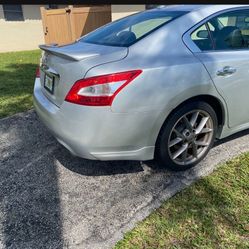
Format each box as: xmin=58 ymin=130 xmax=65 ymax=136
xmin=33 ymin=78 xmax=157 ymax=161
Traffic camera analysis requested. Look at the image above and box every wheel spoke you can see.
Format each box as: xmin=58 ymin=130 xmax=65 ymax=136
xmin=195 ymin=116 xmax=209 ymax=134
xmin=169 ymin=137 xmax=183 ymax=147
xmin=183 ymin=116 xmax=193 ymax=130
xmin=173 ymin=129 xmax=184 ymax=139
xmin=190 ymin=111 xmax=199 ymax=127
xmin=198 ymin=127 xmax=213 ymax=134
xmin=192 ymin=142 xmax=198 ymax=158
xmin=172 ymin=143 xmax=188 ymax=160
xmin=195 ymin=141 xmax=209 ymax=147
xmin=182 ymin=148 xmax=188 ymax=161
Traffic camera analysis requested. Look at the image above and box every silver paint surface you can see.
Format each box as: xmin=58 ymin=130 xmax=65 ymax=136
xmin=34 ymin=4 xmax=249 ymax=160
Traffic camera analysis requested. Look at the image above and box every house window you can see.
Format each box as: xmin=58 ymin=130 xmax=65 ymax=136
xmin=48 ymin=5 xmax=58 ymax=9
xmin=3 ymin=5 xmax=24 ymax=21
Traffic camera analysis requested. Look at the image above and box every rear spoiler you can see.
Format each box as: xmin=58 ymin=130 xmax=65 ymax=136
xmin=39 ymin=44 xmax=99 ymax=61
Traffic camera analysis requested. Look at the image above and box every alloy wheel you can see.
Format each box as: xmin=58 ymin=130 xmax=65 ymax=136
xmin=168 ymin=109 xmax=214 ymax=166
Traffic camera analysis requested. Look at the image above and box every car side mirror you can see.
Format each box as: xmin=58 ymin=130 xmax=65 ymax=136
xmin=196 ymin=30 xmax=209 ymax=39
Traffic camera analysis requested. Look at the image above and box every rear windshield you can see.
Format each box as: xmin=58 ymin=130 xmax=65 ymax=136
xmin=80 ymin=10 xmax=188 ymax=47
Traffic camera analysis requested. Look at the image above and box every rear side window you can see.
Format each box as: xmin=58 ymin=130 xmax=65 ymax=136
xmin=191 ymin=24 xmax=213 ymax=51
xmin=80 ymin=10 xmax=188 ymax=47
xmin=191 ymin=9 xmax=249 ymax=51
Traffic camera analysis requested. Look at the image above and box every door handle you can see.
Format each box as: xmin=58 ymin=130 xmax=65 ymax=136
xmin=216 ymin=66 xmax=236 ymax=76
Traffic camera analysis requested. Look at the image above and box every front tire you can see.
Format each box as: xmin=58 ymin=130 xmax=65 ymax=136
xmin=156 ymin=101 xmax=218 ymax=171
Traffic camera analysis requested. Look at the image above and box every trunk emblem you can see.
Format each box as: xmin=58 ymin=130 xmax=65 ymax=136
xmin=42 ymin=53 xmax=49 ymax=65
xmin=41 ymin=64 xmax=49 ymax=71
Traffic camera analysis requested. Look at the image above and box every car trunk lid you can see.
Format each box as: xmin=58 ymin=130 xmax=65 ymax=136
xmin=39 ymin=41 xmax=128 ymax=107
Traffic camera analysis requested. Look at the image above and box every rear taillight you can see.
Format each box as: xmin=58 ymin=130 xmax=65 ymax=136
xmin=65 ymin=70 xmax=142 ymax=106
xmin=35 ymin=67 xmax=40 ymax=78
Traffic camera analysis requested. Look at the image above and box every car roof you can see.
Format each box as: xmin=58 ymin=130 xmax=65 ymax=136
xmin=155 ymin=5 xmax=209 ymax=12
xmin=150 ymin=4 xmax=249 ymax=13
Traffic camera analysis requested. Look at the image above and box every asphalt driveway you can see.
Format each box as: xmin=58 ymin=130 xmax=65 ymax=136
xmin=0 ymin=110 xmax=249 ymax=249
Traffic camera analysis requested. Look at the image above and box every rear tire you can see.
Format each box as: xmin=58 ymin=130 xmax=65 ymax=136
xmin=155 ymin=101 xmax=218 ymax=171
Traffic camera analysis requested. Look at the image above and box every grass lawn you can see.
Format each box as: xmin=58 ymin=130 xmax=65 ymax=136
xmin=0 ymin=50 xmax=41 ymax=119
xmin=115 ymin=153 xmax=249 ymax=249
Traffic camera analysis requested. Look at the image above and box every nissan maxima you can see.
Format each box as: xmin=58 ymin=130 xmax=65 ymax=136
xmin=34 ymin=5 xmax=249 ymax=170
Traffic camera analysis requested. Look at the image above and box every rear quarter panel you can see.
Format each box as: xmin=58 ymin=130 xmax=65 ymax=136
xmin=84 ymin=16 xmax=227 ymax=146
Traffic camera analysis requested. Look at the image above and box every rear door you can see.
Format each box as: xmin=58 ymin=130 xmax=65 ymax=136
xmin=185 ymin=8 xmax=249 ymax=128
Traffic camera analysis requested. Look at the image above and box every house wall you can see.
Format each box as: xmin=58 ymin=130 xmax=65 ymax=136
xmin=111 ymin=5 xmax=145 ymax=21
xmin=0 ymin=5 xmax=46 ymax=52
xmin=0 ymin=4 xmax=145 ymax=52
xmin=0 ymin=5 xmax=4 ymax=19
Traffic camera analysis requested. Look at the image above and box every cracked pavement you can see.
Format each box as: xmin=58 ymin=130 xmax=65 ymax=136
xmin=0 ymin=110 xmax=249 ymax=249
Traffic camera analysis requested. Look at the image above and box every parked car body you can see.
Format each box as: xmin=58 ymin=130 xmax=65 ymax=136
xmin=34 ymin=4 xmax=249 ymax=170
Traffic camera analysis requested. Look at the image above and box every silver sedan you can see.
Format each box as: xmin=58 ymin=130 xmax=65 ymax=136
xmin=34 ymin=4 xmax=249 ymax=171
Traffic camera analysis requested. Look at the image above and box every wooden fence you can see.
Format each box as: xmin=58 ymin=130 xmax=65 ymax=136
xmin=40 ymin=5 xmax=112 ymax=45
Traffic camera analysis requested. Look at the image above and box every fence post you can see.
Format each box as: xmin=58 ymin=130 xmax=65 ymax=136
xmin=68 ymin=6 xmax=77 ymax=42
xmin=40 ymin=7 xmax=48 ymax=44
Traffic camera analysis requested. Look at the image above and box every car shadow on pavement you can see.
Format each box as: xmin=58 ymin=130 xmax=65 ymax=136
xmin=54 ymin=144 xmax=145 ymax=177
xmin=0 ymin=112 xmax=64 ymax=248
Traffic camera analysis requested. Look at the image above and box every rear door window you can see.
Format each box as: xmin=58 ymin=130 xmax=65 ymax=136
xmin=211 ymin=10 xmax=249 ymax=50
xmin=80 ymin=10 xmax=188 ymax=47
xmin=190 ymin=8 xmax=249 ymax=51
